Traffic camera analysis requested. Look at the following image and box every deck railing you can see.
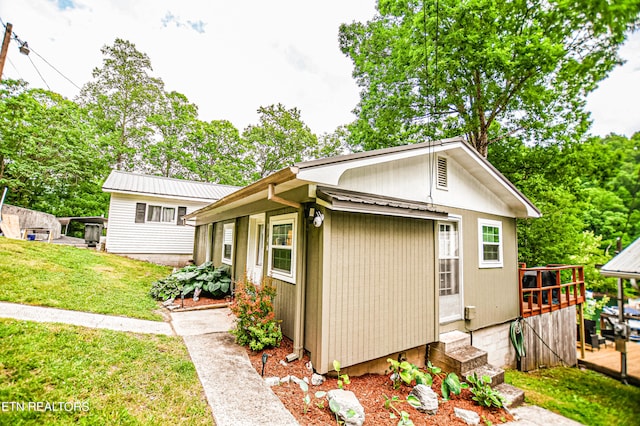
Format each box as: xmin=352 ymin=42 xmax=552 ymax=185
xmin=519 ymin=264 xmax=585 ymax=318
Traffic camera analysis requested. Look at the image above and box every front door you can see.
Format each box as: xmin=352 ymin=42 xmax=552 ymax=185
xmin=246 ymin=214 xmax=266 ymax=284
xmin=438 ymin=221 xmax=462 ymax=323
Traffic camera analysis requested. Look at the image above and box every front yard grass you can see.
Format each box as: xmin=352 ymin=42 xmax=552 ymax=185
xmin=0 ymin=238 xmax=171 ymax=320
xmin=506 ymin=366 xmax=640 ymax=426
xmin=0 ymin=319 xmax=212 ymax=425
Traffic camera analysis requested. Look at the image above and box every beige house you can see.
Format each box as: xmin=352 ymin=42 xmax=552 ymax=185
xmin=102 ymin=171 xmax=239 ymax=266
xmin=185 ymin=137 xmax=540 ymax=374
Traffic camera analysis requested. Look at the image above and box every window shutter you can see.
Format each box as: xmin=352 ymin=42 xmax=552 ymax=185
xmin=177 ymin=206 xmax=187 ymax=226
xmin=135 ymin=203 xmax=146 ymax=223
xmin=437 ymin=157 xmax=448 ymax=188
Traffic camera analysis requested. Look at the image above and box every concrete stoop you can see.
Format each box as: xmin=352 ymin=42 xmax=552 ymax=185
xmin=429 ymin=330 xmax=524 ymax=408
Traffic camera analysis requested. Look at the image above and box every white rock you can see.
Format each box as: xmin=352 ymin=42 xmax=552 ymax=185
xmin=279 ymin=360 xmax=288 ymax=367
xmin=327 ymin=389 xmax=365 ymax=426
xmin=454 ymin=407 xmax=480 ymax=425
xmin=264 ymin=377 xmax=280 ymax=387
xmin=303 ymin=376 xmax=309 ymax=384
xmin=311 ymin=373 xmax=326 ymax=386
xmin=280 ymin=375 xmax=291 ymax=384
xmin=409 ymin=384 xmax=439 ymax=415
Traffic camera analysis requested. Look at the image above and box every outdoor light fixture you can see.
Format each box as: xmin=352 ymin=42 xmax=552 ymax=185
xmin=312 ymin=211 xmax=324 ymax=228
xmin=19 ymin=41 xmax=29 ymax=55
xmin=261 ymin=352 xmax=269 ymax=376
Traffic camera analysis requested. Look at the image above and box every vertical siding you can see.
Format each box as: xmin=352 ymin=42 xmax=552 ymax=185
xmin=455 ymin=209 xmax=520 ymax=330
xmin=304 ymin=216 xmax=324 ymax=359
xmin=233 ymin=217 xmax=249 ymax=281
xmin=323 ymin=211 xmax=436 ymax=371
xmin=193 ymin=225 xmax=208 ymax=265
xmin=521 ymin=306 xmax=577 ymax=371
xmin=106 ymin=193 xmax=208 ymax=254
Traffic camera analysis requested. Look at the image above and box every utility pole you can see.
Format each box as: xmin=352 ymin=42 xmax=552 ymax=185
xmin=0 ymin=22 xmax=13 ymax=82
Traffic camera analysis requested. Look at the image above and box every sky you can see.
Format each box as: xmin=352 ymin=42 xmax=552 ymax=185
xmin=1 ymin=0 xmax=639 ymax=138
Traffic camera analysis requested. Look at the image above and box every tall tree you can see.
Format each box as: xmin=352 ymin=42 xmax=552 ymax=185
xmin=78 ymin=38 xmax=164 ymax=170
xmin=242 ymin=104 xmax=318 ymax=180
xmin=185 ymin=119 xmax=251 ymax=186
xmin=145 ymin=91 xmax=198 ymax=178
xmin=0 ymin=80 xmax=109 ymax=216
xmin=340 ymin=0 xmax=640 ymax=156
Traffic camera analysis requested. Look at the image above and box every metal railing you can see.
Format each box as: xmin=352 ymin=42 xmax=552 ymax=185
xmin=519 ymin=264 xmax=585 ymax=318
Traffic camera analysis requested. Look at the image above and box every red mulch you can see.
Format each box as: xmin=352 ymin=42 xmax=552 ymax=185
xmin=246 ymin=337 xmax=513 ymax=425
xmin=172 ymin=294 xmax=230 ymax=309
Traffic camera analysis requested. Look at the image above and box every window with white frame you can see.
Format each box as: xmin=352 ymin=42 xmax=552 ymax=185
xmin=478 ymin=219 xmax=503 ymax=268
xmin=139 ymin=204 xmax=181 ymax=223
xmin=222 ymin=222 xmax=234 ymax=265
xmin=438 ymin=222 xmax=459 ymax=296
xmin=268 ymin=213 xmax=296 ymax=283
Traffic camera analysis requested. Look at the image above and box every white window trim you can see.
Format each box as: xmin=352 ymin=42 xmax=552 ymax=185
xmin=222 ymin=222 xmax=234 ymax=265
xmin=478 ymin=219 xmax=503 ymax=268
xmin=267 ymin=213 xmax=297 ymax=284
xmin=438 ymin=216 xmax=464 ymax=323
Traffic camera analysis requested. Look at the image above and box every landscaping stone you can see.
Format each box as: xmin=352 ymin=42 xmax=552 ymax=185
xmin=279 ymin=360 xmax=288 ymax=367
xmin=409 ymin=384 xmax=439 ymax=415
xmin=279 ymin=375 xmax=291 ymax=384
xmin=454 ymin=407 xmax=480 ymax=425
xmin=303 ymin=376 xmax=309 ymax=384
xmin=311 ymin=373 xmax=325 ymax=386
xmin=327 ymin=389 xmax=365 ymax=426
xmin=264 ymin=376 xmax=280 ymax=387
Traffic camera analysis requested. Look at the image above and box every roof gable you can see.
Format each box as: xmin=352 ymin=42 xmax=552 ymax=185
xmin=102 ymin=171 xmax=240 ymax=202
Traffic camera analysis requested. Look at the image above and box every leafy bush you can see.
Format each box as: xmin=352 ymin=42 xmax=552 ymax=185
xmin=150 ymin=262 xmax=232 ymax=301
xmin=466 ymin=372 xmax=505 ymax=408
xmin=386 ymin=358 xmax=431 ymax=389
xmin=229 ymin=276 xmax=282 ymax=351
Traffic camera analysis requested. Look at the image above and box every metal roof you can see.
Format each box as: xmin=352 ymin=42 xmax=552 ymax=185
xmin=102 ymin=171 xmax=241 ymax=201
xmin=316 ymin=186 xmax=448 ymax=220
xmin=600 ymin=237 xmax=640 ymax=280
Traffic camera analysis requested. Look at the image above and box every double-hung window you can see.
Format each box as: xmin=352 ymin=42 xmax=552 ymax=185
xmin=137 ymin=203 xmax=181 ymax=224
xmin=268 ymin=213 xmax=296 ymax=283
xmin=222 ymin=223 xmax=234 ymax=265
xmin=478 ymin=219 xmax=503 ymax=268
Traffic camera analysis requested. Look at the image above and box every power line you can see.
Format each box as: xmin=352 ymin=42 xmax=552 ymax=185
xmin=26 ymin=53 xmax=50 ymax=90
xmin=0 ymin=17 xmax=81 ymax=91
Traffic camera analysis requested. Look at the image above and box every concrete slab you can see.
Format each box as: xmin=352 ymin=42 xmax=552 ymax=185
xmin=505 ymin=405 xmax=584 ymax=425
xmin=0 ymin=302 xmax=173 ymax=335
xmin=183 ymin=333 xmax=298 ymax=426
xmin=170 ymin=308 xmax=235 ymax=336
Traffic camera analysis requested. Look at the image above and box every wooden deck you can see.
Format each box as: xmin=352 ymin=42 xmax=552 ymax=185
xmin=520 ymin=265 xmax=585 ymax=318
xmin=577 ymin=341 xmax=640 ymax=386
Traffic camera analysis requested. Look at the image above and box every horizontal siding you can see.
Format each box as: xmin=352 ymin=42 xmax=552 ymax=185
xmin=324 ymin=212 xmax=436 ymax=370
xmin=106 ymin=194 xmax=206 ymax=254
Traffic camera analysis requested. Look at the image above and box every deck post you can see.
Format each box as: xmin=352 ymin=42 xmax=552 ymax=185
xmin=578 ymin=302 xmax=585 ymax=359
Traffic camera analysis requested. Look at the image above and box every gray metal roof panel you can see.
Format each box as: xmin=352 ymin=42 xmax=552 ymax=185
xmin=600 ymin=237 xmax=640 ymax=279
xmin=102 ymin=171 xmax=241 ymax=201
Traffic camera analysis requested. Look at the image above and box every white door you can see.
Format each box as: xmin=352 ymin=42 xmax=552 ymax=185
xmin=246 ymin=214 xmax=266 ymax=284
xmin=438 ymin=221 xmax=462 ymax=323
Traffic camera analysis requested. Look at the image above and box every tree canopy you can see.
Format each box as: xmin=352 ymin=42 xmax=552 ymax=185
xmin=340 ymin=0 xmax=640 ymax=156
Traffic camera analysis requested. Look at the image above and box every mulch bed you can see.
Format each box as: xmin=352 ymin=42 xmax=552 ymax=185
xmin=169 ymin=294 xmax=230 ymax=310
xmin=246 ymin=337 xmax=514 ymax=425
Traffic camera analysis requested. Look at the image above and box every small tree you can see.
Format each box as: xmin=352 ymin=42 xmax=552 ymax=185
xmin=230 ymin=276 xmax=282 ymax=351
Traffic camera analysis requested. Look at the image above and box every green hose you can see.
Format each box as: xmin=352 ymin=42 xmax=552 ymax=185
xmin=510 ymin=318 xmax=526 ymax=360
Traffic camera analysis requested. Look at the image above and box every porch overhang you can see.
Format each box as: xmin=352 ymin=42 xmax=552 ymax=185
xmin=316 ymin=186 xmax=448 ymax=220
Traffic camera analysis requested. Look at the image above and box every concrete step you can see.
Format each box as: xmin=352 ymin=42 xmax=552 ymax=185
xmin=429 ymin=344 xmax=488 ymax=376
xmin=431 ymin=330 xmax=471 ymax=353
xmin=494 ymin=383 xmax=525 ymax=408
xmin=465 ymin=364 xmax=505 ymax=388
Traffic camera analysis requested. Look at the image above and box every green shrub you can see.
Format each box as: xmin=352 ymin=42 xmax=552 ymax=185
xmin=150 ymin=262 xmax=232 ymax=300
xmin=466 ymin=372 xmax=505 ymax=408
xmin=229 ymin=276 xmax=282 ymax=351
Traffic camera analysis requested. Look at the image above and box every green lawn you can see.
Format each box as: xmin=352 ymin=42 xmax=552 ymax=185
xmin=506 ymin=367 xmax=640 ymax=426
xmin=0 ymin=318 xmax=213 ymax=425
xmin=0 ymin=238 xmax=171 ymax=320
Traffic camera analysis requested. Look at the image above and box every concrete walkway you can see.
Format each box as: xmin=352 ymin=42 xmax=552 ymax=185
xmin=0 ymin=301 xmax=173 ymax=335
xmin=170 ymin=308 xmax=298 ymax=425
